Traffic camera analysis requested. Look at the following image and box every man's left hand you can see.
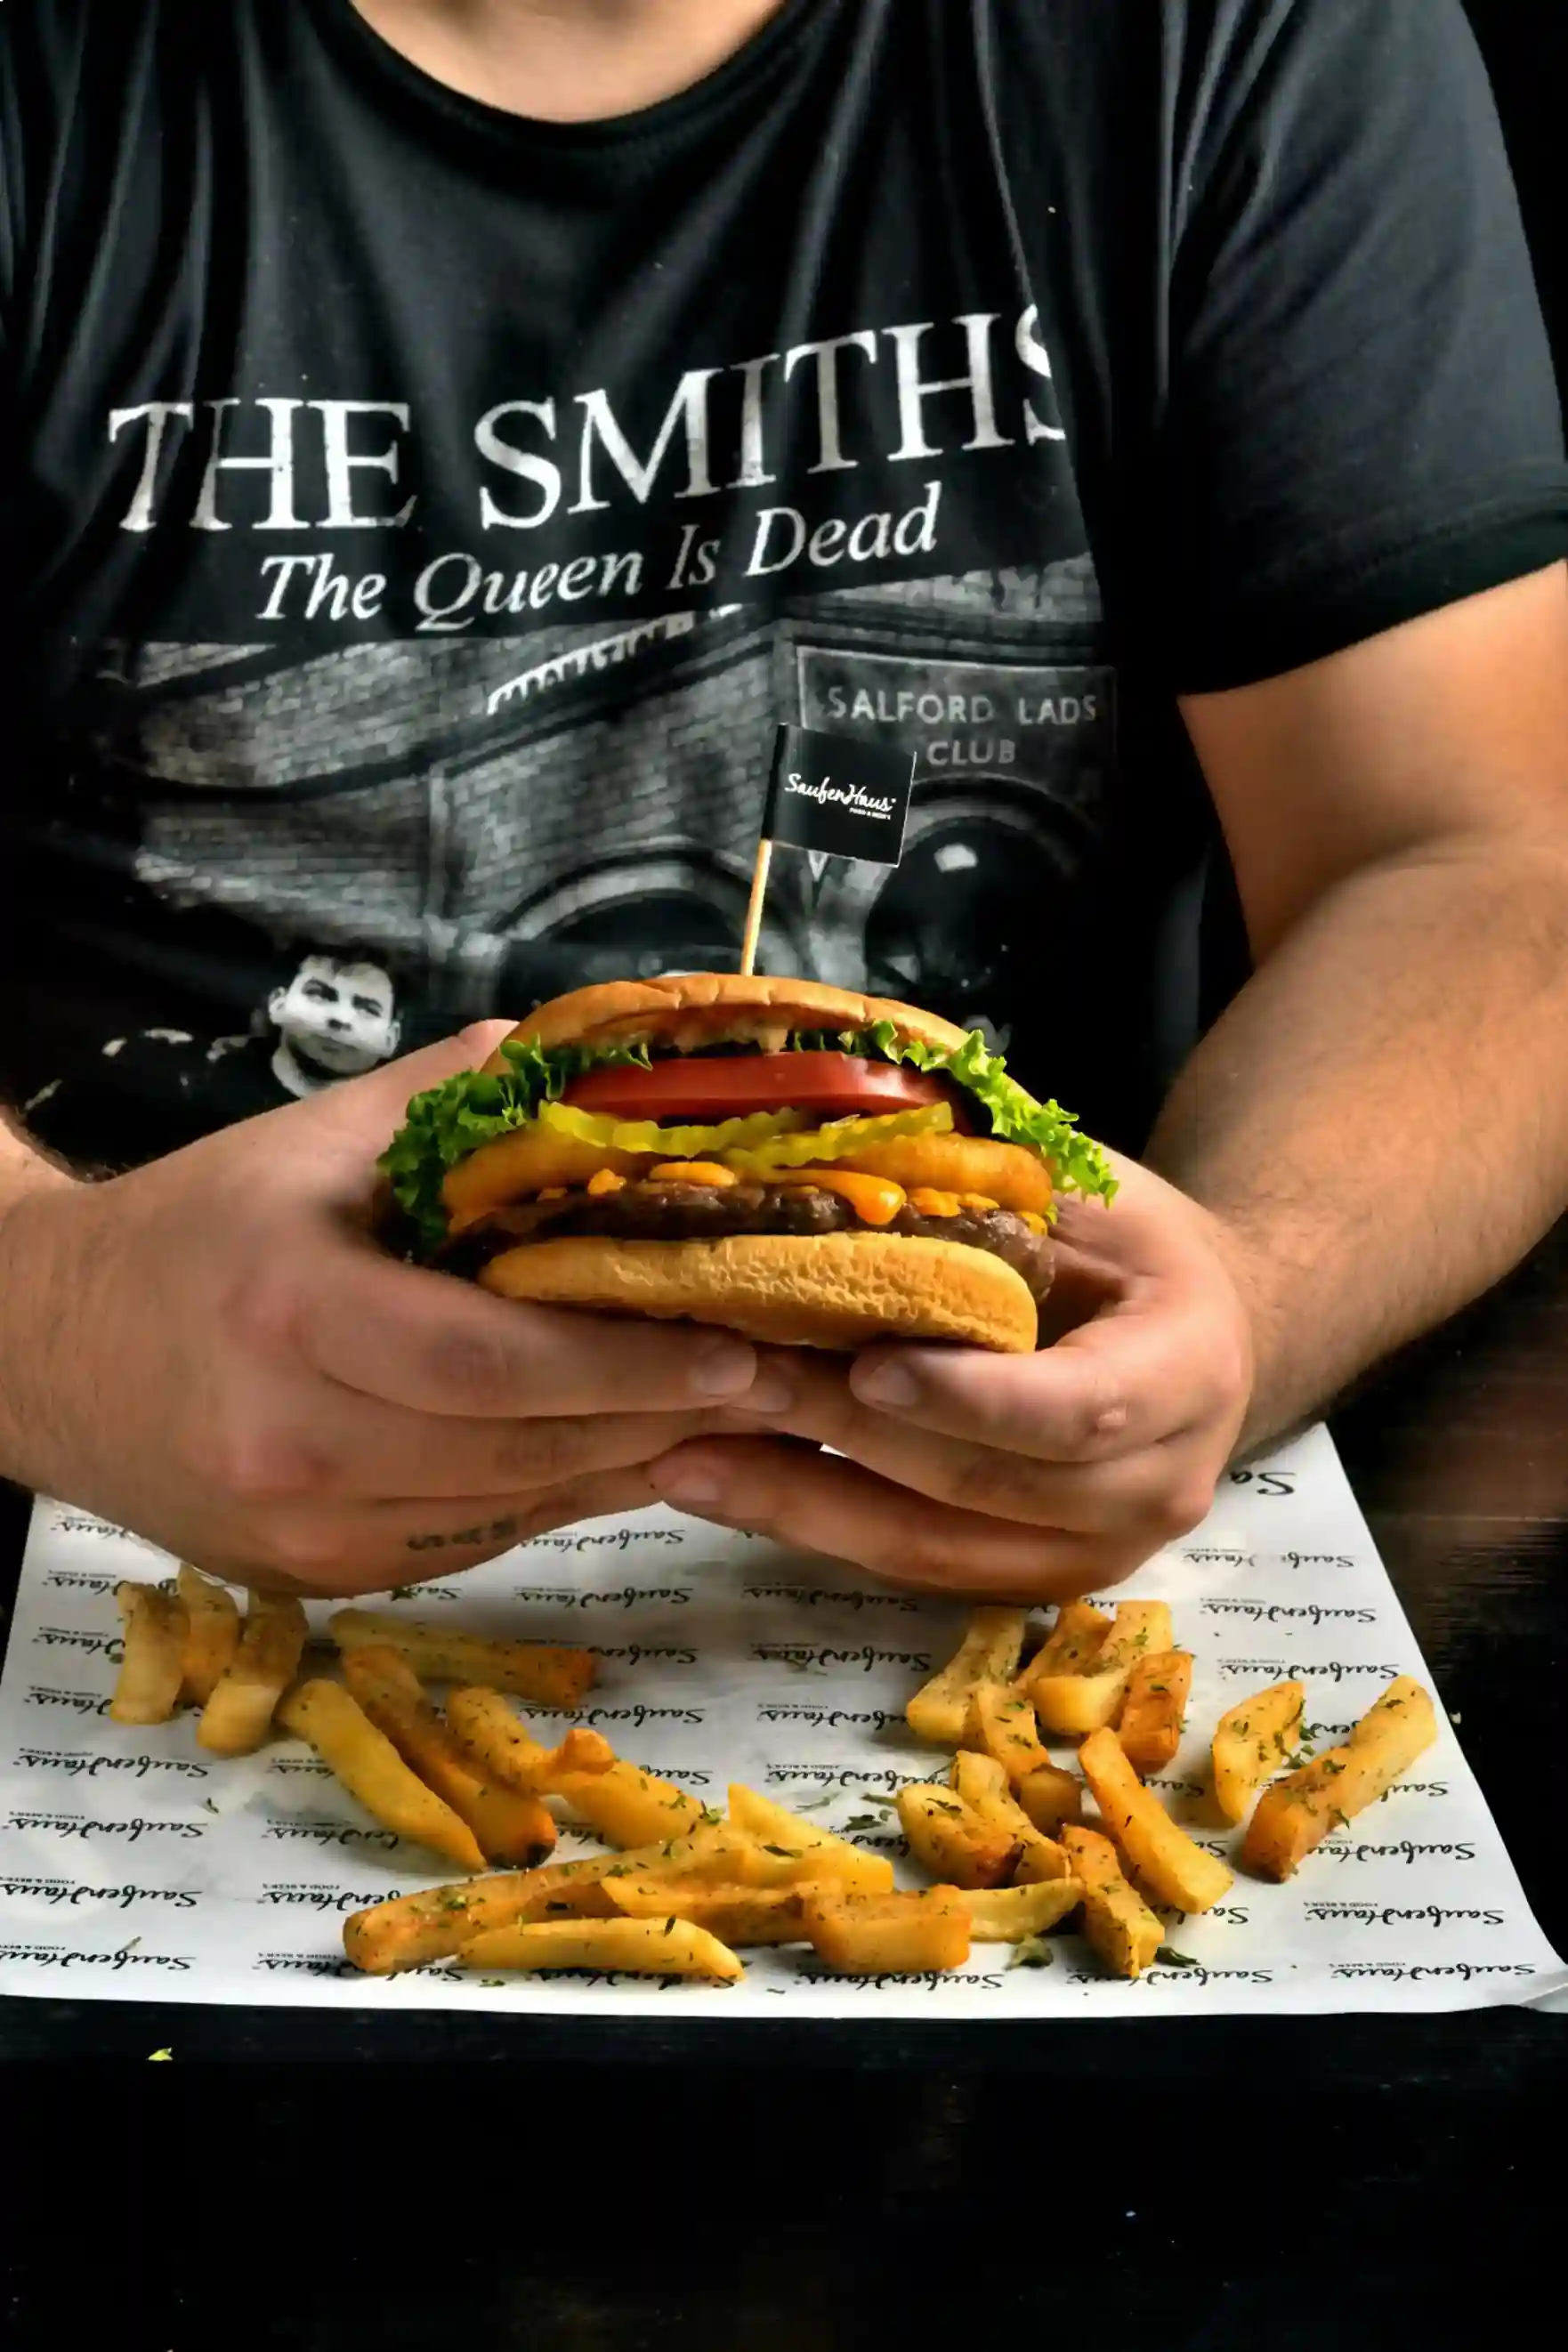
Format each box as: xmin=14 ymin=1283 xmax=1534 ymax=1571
xmin=648 ymin=1153 xmax=1256 ymax=1601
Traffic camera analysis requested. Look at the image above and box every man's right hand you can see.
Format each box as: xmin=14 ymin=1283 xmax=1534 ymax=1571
xmin=0 ymin=1025 xmax=770 ymax=1596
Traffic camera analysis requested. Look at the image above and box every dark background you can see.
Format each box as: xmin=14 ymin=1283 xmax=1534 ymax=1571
xmin=1475 ymin=1 xmax=1566 ymax=388
xmin=3 ymin=6 xmax=1566 ymax=2348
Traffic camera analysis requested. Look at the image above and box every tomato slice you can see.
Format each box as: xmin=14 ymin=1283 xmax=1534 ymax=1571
xmin=561 ymin=1052 xmax=957 ymax=1125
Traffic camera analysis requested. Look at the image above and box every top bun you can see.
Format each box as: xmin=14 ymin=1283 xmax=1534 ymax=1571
xmin=485 ymin=974 xmax=971 ymax=1071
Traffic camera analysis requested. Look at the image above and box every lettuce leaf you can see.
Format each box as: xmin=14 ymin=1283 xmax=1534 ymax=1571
xmin=791 ymin=1023 xmax=1116 ymax=1200
xmin=380 ymin=1036 xmax=652 ymax=1248
xmin=858 ymin=1022 xmax=1118 ymax=1204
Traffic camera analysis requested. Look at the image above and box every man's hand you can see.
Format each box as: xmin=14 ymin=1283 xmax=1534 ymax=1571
xmin=648 ymin=1152 xmax=1255 ymax=1601
xmin=0 ymin=1027 xmax=764 ymax=1596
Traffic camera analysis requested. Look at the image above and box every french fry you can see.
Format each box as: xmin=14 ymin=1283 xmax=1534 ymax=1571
xmin=441 ymin=1685 xmax=699 ymax=1845
xmin=442 ymin=1685 xmax=613 ymax=1793
xmin=1211 ymin=1678 xmax=1307 ymax=1824
xmin=343 ymin=1870 xmax=602 ymax=1974
xmin=1008 ymin=1834 xmax=1078 ymax=1889
xmin=536 ymin=1731 xmax=618 ymax=1778
xmin=342 ymin=1824 xmax=751 ymax=1974
xmin=678 ymin=1828 xmax=864 ymax=1893
xmin=1018 ymin=1598 xmax=1111 ymax=1684
xmin=554 ymin=1758 xmax=711 ymax=1848
xmin=329 ymin=1608 xmax=596 ymax=1706
xmin=1028 ymin=1601 xmax=1173 ymax=1736
xmin=342 ymin=1650 xmax=555 ymax=1866
xmin=174 ymin=1566 xmax=240 ymax=1708
xmin=950 ymin=1751 xmax=1071 ymax=1882
xmin=960 ymin=1879 xmax=1083 ymax=1941
xmin=109 ymin=1582 xmax=188 ymax=1726
xmin=802 ymin=1886 xmax=971 ymax=1975
xmin=1061 ymin=1823 xmax=1162 ymax=1979
xmin=196 ymin=1591 xmax=308 ymax=1756
xmin=727 ymin=1784 xmax=896 ymax=1895
xmin=963 ymin=1681 xmax=1055 ymax=1782
xmin=1079 ymin=1727 xmax=1233 ymax=1912
xmin=602 ymin=1876 xmax=822 ymax=1947
xmin=1241 ymin=1677 xmax=1438 ymax=1880
xmin=1117 ymin=1649 xmax=1193 ymax=1776
xmin=897 ymin=1783 xmax=1020 ymax=1889
xmin=906 ymin=1607 xmax=1029 ymax=1745
xmin=1015 ymin=1764 xmax=1082 ymax=1839
xmin=615 ymin=1821 xmax=783 ymax=1888
xmin=558 ymin=1819 xmax=759 ymax=1891
xmin=277 ymin=1680 xmax=487 ymax=1872
xmin=459 ymin=1914 xmax=745 ymax=1983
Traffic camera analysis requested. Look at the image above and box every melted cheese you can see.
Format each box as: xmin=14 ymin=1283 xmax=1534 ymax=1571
xmin=908 ymin=1187 xmax=965 ymax=1219
xmin=776 ymin=1170 xmax=906 ymax=1225
xmin=645 ymin=1161 xmax=740 ymax=1187
xmin=586 ymin=1168 xmax=627 ymax=1196
xmin=815 ymin=1135 xmax=1054 ymax=1216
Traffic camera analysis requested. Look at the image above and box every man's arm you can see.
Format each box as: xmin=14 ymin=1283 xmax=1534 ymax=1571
xmin=0 ymin=1108 xmax=76 ymax=1215
xmin=648 ymin=568 xmax=1568 ymax=1598
xmin=1163 ymin=563 xmax=1568 ymax=1450
xmin=0 ymin=1111 xmax=80 ymax=1507
xmin=640 ymin=3 xmax=1568 ymax=1597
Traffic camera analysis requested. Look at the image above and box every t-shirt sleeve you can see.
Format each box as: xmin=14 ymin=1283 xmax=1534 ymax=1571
xmin=1158 ymin=0 xmax=1568 ymax=694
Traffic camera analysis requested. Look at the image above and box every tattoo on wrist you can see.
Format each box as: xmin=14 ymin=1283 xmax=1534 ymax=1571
xmin=405 ymin=1515 xmax=519 ymax=1552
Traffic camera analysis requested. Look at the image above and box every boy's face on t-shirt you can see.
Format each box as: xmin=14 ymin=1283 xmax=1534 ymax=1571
xmin=270 ymin=959 xmax=400 ymax=1078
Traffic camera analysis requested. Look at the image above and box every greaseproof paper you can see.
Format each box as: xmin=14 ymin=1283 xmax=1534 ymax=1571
xmin=2 ymin=1427 xmax=1563 ymax=2017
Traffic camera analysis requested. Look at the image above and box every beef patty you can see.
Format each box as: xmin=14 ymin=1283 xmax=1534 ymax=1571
xmin=455 ymin=1180 xmax=1055 ymax=1303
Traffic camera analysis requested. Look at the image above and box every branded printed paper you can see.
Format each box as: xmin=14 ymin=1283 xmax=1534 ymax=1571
xmin=1 ymin=1427 xmax=1562 ymax=2018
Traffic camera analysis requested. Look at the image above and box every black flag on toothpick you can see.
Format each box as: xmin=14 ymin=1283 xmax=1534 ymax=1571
xmin=762 ymin=724 xmax=917 ymax=867
xmin=739 ymin=723 xmax=917 ymax=974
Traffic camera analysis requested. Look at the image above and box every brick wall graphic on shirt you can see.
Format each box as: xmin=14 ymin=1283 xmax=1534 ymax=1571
xmin=83 ymin=556 xmax=1113 ymax=1067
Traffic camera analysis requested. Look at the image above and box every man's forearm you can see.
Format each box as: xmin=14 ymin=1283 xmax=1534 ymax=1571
xmin=1146 ymin=840 xmax=1568 ymax=1451
xmin=0 ymin=1107 xmax=77 ymax=1217
xmin=0 ymin=1111 xmax=83 ymax=1488
xmin=0 ymin=1100 xmax=76 ymax=1213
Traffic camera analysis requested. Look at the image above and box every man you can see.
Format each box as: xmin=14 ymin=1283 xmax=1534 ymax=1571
xmin=1 ymin=0 xmax=1565 ymax=1604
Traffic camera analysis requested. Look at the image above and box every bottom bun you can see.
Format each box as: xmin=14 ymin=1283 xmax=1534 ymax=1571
xmin=476 ymin=1231 xmax=1040 ymax=1353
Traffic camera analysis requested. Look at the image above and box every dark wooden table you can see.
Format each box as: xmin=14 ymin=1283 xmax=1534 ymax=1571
xmin=4 ymin=1224 xmax=1566 ymax=2348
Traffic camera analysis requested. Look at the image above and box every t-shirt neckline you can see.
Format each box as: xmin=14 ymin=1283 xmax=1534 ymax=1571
xmin=314 ymin=0 xmax=832 ymax=155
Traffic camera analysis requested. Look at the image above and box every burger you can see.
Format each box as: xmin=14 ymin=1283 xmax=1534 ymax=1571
xmin=380 ymin=975 xmax=1116 ymax=1354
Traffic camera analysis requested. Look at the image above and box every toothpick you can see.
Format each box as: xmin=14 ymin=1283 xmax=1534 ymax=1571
xmin=739 ymin=837 xmax=773 ymax=977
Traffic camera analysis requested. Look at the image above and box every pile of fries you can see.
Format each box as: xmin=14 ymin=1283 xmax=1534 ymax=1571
xmin=889 ymin=1596 xmax=1436 ymax=1976
xmin=109 ymin=1567 xmax=1437 ymax=1989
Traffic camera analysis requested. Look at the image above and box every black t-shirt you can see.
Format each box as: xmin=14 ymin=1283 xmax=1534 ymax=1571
xmin=2 ymin=0 xmax=1564 ymax=1166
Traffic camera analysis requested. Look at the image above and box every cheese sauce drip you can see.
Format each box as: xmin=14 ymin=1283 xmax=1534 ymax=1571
xmin=773 ymin=1170 xmax=906 ymax=1225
